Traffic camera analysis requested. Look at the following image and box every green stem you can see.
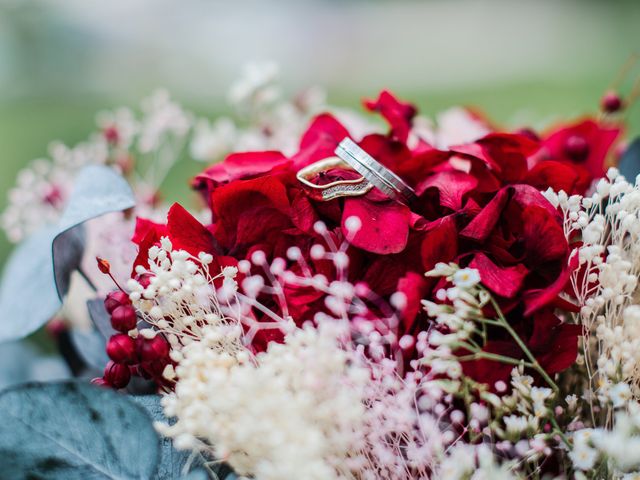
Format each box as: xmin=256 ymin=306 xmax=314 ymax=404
xmin=488 ymin=295 xmax=560 ymax=393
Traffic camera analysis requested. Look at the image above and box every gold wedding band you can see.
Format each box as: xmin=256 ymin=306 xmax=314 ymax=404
xmin=296 ymin=157 xmax=373 ymax=201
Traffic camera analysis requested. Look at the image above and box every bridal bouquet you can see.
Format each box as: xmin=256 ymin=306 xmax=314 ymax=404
xmin=2 ymin=63 xmax=640 ymax=479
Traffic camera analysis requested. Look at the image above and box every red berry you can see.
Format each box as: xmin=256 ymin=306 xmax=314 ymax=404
xmin=111 ymin=305 xmax=137 ymax=332
xmin=104 ymin=291 xmax=130 ymax=314
xmin=140 ymin=358 xmax=169 ymax=378
xmin=137 ymin=335 xmax=170 ymax=363
xmin=104 ymin=361 xmax=131 ymax=389
xmin=106 ymin=334 xmax=137 ymax=364
xmin=601 ymin=91 xmax=623 ymax=113
xmin=564 ymin=135 xmax=590 ymax=162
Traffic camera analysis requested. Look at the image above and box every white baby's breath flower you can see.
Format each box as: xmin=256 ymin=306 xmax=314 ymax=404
xmin=452 ymin=268 xmax=481 ymax=289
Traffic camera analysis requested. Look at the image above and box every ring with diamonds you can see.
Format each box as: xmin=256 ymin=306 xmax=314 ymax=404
xmin=296 ymin=157 xmax=374 ymax=201
xmin=334 ymin=137 xmax=418 ymax=205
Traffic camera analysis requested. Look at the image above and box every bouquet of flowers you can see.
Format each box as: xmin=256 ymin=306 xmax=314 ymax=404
xmin=1 ymin=62 xmax=640 ymax=479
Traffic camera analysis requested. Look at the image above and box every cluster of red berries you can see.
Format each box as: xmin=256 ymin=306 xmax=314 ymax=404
xmin=93 ymin=290 xmax=171 ymax=389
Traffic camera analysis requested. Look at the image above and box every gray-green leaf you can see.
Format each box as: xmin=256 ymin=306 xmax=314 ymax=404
xmin=0 ymin=381 xmax=160 ymax=479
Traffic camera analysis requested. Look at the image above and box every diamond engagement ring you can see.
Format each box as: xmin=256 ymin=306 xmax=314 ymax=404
xmin=334 ymin=137 xmax=418 ymax=205
xmin=296 ymin=156 xmax=374 ymax=201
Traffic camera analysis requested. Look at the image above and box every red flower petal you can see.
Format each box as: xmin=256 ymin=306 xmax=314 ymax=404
xmin=420 ymin=216 xmax=458 ymax=271
xmin=521 ymin=205 xmax=567 ymax=265
xmin=397 ymin=272 xmax=428 ymax=332
xmin=460 ymin=187 xmax=511 ymax=242
xmin=132 ymin=217 xmax=167 ymax=245
xmin=364 ymin=90 xmax=417 ymax=142
xmin=342 ymin=198 xmax=411 ymax=254
xmin=193 ymin=151 xmax=288 ymax=197
xmin=528 ymin=309 xmax=582 ymax=374
xmin=469 ymin=252 xmax=528 ymax=298
xmin=525 ymin=160 xmax=591 ymax=196
xmin=296 ymin=113 xmax=350 ymax=167
xmin=416 ymin=170 xmax=478 ymax=211
xmin=451 ymin=133 xmax=539 ymax=183
xmin=167 ymin=203 xmax=219 ymax=256
xmin=542 ymin=118 xmax=622 ymax=179
xmin=524 ymin=251 xmax=578 ymax=315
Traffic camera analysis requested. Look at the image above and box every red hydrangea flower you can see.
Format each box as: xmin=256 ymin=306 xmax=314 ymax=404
xmin=131 ymin=91 xmax=622 ymax=387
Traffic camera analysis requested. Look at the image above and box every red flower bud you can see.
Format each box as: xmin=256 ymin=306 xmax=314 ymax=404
xmin=563 ymin=135 xmax=590 ymax=162
xmin=111 ymin=305 xmax=138 ymax=332
xmin=104 ymin=291 xmax=131 ymax=315
xmin=103 ymin=361 xmax=131 ymax=389
xmin=96 ymin=257 xmax=111 ymax=275
xmin=106 ymin=334 xmax=137 ymax=364
xmin=601 ymin=91 xmax=623 ymax=113
xmin=137 ymin=335 xmax=170 ymax=363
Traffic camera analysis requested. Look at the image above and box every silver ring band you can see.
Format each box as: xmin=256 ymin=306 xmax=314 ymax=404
xmin=334 ymin=137 xmax=418 ymax=205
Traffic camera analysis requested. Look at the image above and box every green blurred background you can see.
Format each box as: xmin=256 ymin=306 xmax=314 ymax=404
xmin=1 ymin=0 xmax=639 ymax=268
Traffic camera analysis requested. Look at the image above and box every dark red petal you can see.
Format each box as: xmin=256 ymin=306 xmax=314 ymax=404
xmin=529 ymin=309 xmax=582 ymax=374
xmin=460 ymin=340 xmax=520 ymax=387
xmin=460 ymin=187 xmax=511 ymax=242
xmin=451 ymin=133 xmax=539 ymax=183
xmin=524 ymin=252 xmax=578 ymax=315
xmin=364 ymin=90 xmax=417 ymax=142
xmin=342 ymin=198 xmax=410 ymax=254
xmin=397 ymin=272 xmax=428 ymax=332
xmin=167 ymin=203 xmax=219 ymax=256
xmin=521 ymin=205 xmax=567 ymax=264
xmin=416 ymin=170 xmax=478 ymax=211
xmin=469 ymin=252 xmax=528 ymax=299
xmin=420 ymin=216 xmax=458 ymax=271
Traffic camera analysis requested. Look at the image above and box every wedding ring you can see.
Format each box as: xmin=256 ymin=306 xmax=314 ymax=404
xmin=335 ymin=137 xmax=418 ymax=205
xmin=296 ymin=156 xmax=373 ymax=201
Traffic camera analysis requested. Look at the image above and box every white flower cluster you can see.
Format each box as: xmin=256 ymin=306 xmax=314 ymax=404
xmin=159 ymin=322 xmax=371 ymax=480
xmin=191 ymin=62 xmax=330 ymax=161
xmin=544 ymin=169 xmax=640 ymax=391
xmin=1 ymin=140 xmax=108 ymax=242
xmin=127 ymin=237 xmax=243 ymax=358
xmin=571 ymin=401 xmax=640 ymax=475
xmin=436 ymin=443 xmax=517 ymax=480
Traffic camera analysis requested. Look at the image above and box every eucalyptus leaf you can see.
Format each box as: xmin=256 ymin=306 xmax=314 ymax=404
xmin=70 ymin=328 xmax=109 ymax=372
xmin=87 ymin=298 xmax=117 ymax=338
xmin=0 ymin=165 xmax=135 ymax=343
xmin=0 ymin=226 xmax=61 ymax=342
xmin=53 ymin=165 xmax=135 ymax=300
xmin=0 ymin=341 xmax=70 ymax=390
xmin=619 ymin=136 xmax=640 ymax=182
xmin=132 ymin=395 xmax=212 ymax=479
xmin=0 ymin=381 xmax=160 ymax=479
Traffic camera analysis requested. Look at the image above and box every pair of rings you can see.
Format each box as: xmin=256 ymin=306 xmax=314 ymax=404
xmin=296 ymin=137 xmax=417 ymax=205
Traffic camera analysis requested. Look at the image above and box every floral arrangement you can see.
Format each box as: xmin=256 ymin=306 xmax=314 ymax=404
xmin=1 ymin=62 xmax=640 ymax=479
